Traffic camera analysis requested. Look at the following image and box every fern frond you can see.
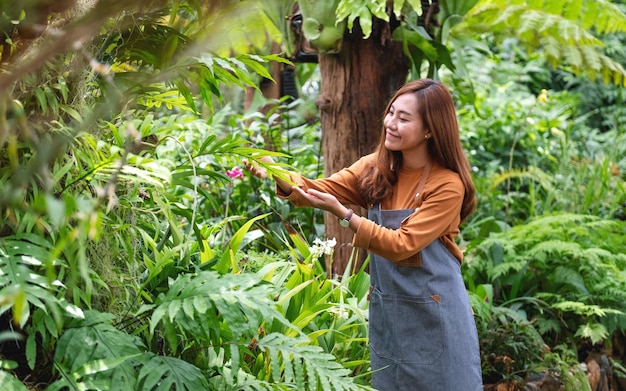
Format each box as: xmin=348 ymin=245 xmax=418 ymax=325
xmin=472 ymin=0 xmax=626 ymax=34
xmin=0 ymin=237 xmax=83 ymax=328
xmin=494 ymin=213 xmax=600 ymax=244
xmin=145 ymin=269 xmax=295 ymax=381
xmin=579 ymin=247 xmax=615 ymax=265
xmin=599 ymin=52 xmax=626 ymax=85
xmin=462 ymin=0 xmax=626 ymax=86
xmin=490 ymin=166 xmax=556 ymax=194
xmin=256 ymin=333 xmax=372 ymax=391
xmin=562 ymin=0 xmax=582 ymax=20
xmin=574 ymin=321 xmax=609 ymax=345
xmin=553 ymin=14 xmax=599 ymax=45
xmin=491 ymin=4 xmax=525 ymax=27
xmin=209 ymin=366 xmax=289 ymax=390
xmin=528 ymin=239 xmax=584 ymax=261
xmin=461 ymin=2 xmax=500 ymax=32
xmin=544 ymin=0 xmax=566 ymax=16
xmin=541 ymin=36 xmax=562 ymax=68
xmin=580 ymin=45 xmax=603 ymax=72
xmin=535 ymin=317 xmax=562 ymax=336
xmin=489 ymin=259 xmax=528 ymax=281
xmin=551 ymin=301 xmax=623 ymax=318
xmin=467 ymin=213 xmax=626 ymax=344
xmin=517 ymin=9 xmax=543 ymax=37
xmin=585 ymin=0 xmax=626 ymax=34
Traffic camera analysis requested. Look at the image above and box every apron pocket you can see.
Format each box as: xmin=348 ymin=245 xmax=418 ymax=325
xmin=369 ymin=288 xmax=395 ymax=361
xmin=369 ymin=288 xmax=444 ymax=365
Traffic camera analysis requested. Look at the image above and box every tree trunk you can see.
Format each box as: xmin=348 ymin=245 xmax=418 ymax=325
xmin=318 ymin=18 xmax=409 ymax=277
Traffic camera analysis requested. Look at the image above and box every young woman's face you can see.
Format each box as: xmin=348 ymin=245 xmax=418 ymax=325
xmin=383 ymin=92 xmax=430 ymax=155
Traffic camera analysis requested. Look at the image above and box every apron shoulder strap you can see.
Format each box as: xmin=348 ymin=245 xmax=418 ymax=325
xmin=414 ymin=162 xmax=432 ymax=208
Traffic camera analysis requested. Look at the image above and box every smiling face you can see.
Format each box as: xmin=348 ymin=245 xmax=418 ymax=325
xmin=383 ymin=92 xmax=430 ymax=163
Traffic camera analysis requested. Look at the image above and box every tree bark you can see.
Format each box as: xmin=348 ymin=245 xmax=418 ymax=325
xmin=318 ymin=18 xmax=409 ymax=277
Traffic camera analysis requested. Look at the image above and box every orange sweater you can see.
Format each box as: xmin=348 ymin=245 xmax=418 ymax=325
xmin=279 ymin=153 xmax=465 ymax=263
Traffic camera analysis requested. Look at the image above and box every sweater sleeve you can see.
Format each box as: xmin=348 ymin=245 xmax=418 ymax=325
xmin=277 ymin=155 xmax=373 ymax=208
xmin=276 ymin=156 xmax=465 ymax=263
xmin=352 ymin=173 xmax=464 ymax=262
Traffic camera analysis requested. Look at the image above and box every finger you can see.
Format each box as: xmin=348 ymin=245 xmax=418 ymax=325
xmin=307 ymin=188 xmax=325 ymax=197
xmin=243 ymin=160 xmax=266 ymax=178
xmin=242 ymin=159 xmax=253 ymax=171
xmin=301 ymin=188 xmax=321 ymax=199
xmin=294 ymin=187 xmax=308 ymax=197
xmin=295 ymin=187 xmax=317 ymax=202
xmin=306 ymin=189 xmax=333 ymax=203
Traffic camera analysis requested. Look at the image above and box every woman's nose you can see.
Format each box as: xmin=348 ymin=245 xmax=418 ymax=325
xmin=385 ymin=116 xmax=397 ymax=129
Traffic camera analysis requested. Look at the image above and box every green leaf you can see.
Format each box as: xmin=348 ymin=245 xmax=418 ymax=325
xmin=393 ymin=26 xmax=439 ymax=61
xmin=217 ymin=213 xmax=271 ymax=274
xmin=337 ymin=0 xmax=388 ymax=38
xmin=137 ymin=355 xmax=209 ymax=391
xmin=25 ymin=334 xmax=36 ymax=370
xmin=161 ymin=33 xmax=180 ymax=64
xmin=59 ymin=106 xmax=83 ymax=122
xmin=575 ymin=322 xmax=608 ymax=345
xmin=52 ymin=311 xmax=146 ymax=390
xmin=0 ymin=370 xmax=29 ymax=391
xmin=149 ymin=270 xmax=291 ymax=341
xmin=73 ymin=354 xmax=142 ymax=378
xmin=34 ymin=88 xmax=47 ymax=113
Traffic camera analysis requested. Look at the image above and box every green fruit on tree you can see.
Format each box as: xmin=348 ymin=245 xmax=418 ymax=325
xmin=298 ymin=0 xmax=346 ymax=53
xmin=302 ymin=17 xmax=345 ymax=53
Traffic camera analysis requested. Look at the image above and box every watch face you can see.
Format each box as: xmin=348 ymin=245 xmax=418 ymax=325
xmin=340 ymin=209 xmax=352 ymax=228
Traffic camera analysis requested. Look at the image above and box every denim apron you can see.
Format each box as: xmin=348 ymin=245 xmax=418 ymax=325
xmin=367 ymin=171 xmax=483 ymax=390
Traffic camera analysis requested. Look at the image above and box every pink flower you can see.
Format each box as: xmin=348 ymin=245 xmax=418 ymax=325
xmin=226 ymin=166 xmax=244 ymax=179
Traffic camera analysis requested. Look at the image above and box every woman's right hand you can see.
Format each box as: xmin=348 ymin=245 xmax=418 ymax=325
xmin=243 ymin=156 xmax=274 ymax=179
xmin=244 ymin=155 xmax=294 ymax=196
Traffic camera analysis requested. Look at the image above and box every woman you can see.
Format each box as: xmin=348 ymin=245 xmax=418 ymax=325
xmin=246 ymin=79 xmax=483 ymax=390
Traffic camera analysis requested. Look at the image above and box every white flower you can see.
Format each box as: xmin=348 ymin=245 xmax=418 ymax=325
xmin=308 ymin=237 xmax=337 ymax=259
xmin=328 ymin=304 xmax=349 ymax=319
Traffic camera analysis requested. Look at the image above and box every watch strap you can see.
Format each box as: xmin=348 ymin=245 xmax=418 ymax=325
xmin=340 ymin=209 xmax=353 ymax=227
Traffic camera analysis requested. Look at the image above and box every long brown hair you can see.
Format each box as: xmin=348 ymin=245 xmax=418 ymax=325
xmin=358 ymin=79 xmax=476 ymax=221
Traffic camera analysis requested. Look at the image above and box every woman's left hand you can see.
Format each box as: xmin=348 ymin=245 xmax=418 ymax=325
xmin=293 ymin=187 xmax=343 ymax=216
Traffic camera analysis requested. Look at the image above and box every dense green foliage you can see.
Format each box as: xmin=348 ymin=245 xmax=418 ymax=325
xmin=1 ymin=0 xmax=626 ymax=390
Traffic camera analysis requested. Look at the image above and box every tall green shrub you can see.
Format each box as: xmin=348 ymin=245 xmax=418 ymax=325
xmin=465 ymin=214 xmax=626 ymax=349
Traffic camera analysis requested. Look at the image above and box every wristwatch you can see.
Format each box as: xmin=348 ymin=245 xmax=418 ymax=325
xmin=339 ymin=209 xmax=353 ymax=228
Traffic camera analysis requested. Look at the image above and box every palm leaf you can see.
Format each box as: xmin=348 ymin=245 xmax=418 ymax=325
xmin=148 ymin=270 xmax=290 ymax=332
xmin=49 ymin=311 xmax=145 ymax=390
xmin=136 ymin=354 xmax=210 ymax=391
